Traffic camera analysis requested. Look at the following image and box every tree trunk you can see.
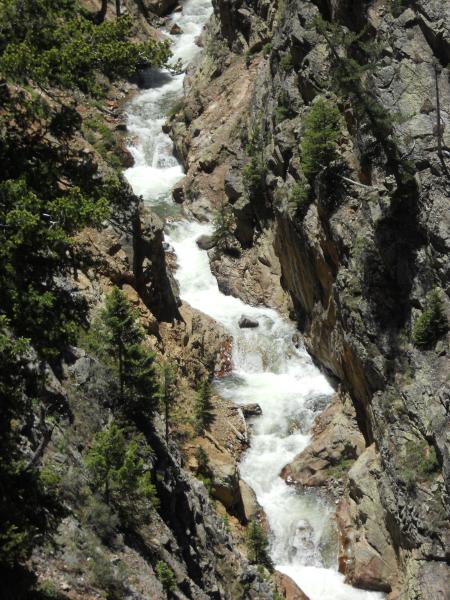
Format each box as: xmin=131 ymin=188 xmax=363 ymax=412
xmin=96 ymin=0 xmax=108 ymax=23
xmin=118 ymin=344 xmax=124 ymax=404
xmin=165 ymin=398 xmax=169 ymax=444
xmin=115 ymin=0 xmax=121 ymax=17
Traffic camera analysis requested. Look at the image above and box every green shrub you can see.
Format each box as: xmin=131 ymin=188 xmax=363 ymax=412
xmin=195 ymin=447 xmax=210 ymax=473
xmin=242 ymin=156 xmax=267 ymax=196
xmin=212 ymin=201 xmax=235 ymax=248
xmin=289 ymin=180 xmax=311 ymax=212
xmin=155 ymin=560 xmax=177 ymax=593
xmin=194 ymin=378 xmax=215 ymax=434
xmin=402 ymin=439 xmax=440 ymax=490
xmin=262 ymin=43 xmax=272 ymax=57
xmin=388 ymin=0 xmax=408 ymax=17
xmin=412 ymin=288 xmax=448 ymax=348
xmin=0 ymin=2 xmax=172 ymax=94
xmin=245 ymin=519 xmax=273 ymax=570
xmin=34 ymin=580 xmax=65 ymax=599
xmin=80 ymin=496 xmax=120 ymax=544
xmin=300 ymin=97 xmax=341 ymax=180
xmin=85 ymin=423 xmax=158 ymax=511
xmin=279 ymin=52 xmax=293 ymax=72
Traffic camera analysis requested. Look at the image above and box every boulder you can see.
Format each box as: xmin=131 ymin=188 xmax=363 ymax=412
xmin=196 ymin=234 xmax=216 ymax=250
xmin=142 ymin=0 xmax=177 ymax=17
xmin=170 ymin=24 xmax=183 ymax=35
xmin=210 ymin=456 xmax=241 ymax=510
xmin=274 ymin=571 xmax=310 ymax=600
xmin=336 ymin=445 xmax=400 ymax=593
xmin=280 ymin=393 xmax=365 ymax=488
xmin=238 ymin=315 xmax=259 ymax=329
xmin=239 ymin=479 xmax=260 ymax=522
xmin=172 ymin=183 xmax=185 ymax=203
xmin=241 ymin=403 xmax=262 ymax=418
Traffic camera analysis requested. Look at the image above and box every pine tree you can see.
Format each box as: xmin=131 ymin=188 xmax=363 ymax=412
xmin=156 ymin=361 xmax=178 ymax=444
xmin=0 ymin=319 xmax=46 ymax=568
xmin=245 ymin=519 xmax=273 ymax=570
xmin=102 ymin=287 xmax=143 ymax=402
xmin=85 ymin=423 xmax=157 ymax=508
xmin=300 ymin=97 xmax=341 ymax=180
xmin=194 ymin=378 xmax=215 ymax=435
xmin=155 ymin=560 xmax=177 ymax=593
xmin=412 ymin=288 xmax=448 ymax=348
xmin=212 ymin=201 xmax=235 ymax=249
xmin=123 ymin=342 xmax=158 ymax=426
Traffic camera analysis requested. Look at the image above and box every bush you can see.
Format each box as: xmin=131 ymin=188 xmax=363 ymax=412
xmin=0 ymin=2 xmax=172 ymax=94
xmin=242 ymin=156 xmax=267 ymax=196
xmin=402 ymin=439 xmax=440 ymax=490
xmin=212 ymin=202 xmax=235 ymax=249
xmin=80 ymin=496 xmax=120 ymax=544
xmin=412 ymin=288 xmax=448 ymax=348
xmin=195 ymin=447 xmax=210 ymax=473
xmin=279 ymin=52 xmax=293 ymax=72
xmin=194 ymin=378 xmax=215 ymax=434
xmin=262 ymin=43 xmax=272 ymax=57
xmin=155 ymin=560 xmax=177 ymax=593
xmin=300 ymin=97 xmax=341 ymax=181
xmin=289 ymin=180 xmax=311 ymax=213
xmin=245 ymin=519 xmax=273 ymax=570
xmin=85 ymin=423 xmax=158 ymax=512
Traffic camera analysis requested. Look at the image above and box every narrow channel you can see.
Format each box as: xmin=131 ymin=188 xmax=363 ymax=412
xmin=124 ymin=2 xmax=385 ymax=598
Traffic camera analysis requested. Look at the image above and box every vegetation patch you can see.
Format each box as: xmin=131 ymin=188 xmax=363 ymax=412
xmin=412 ymin=288 xmax=448 ymax=348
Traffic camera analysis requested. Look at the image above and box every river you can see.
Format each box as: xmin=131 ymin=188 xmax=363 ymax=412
xmin=124 ymin=2 xmax=384 ymax=599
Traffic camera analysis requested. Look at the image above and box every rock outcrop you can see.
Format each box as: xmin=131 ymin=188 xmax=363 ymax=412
xmin=168 ymin=0 xmax=450 ymax=597
xmin=281 ymin=393 xmax=365 ymax=490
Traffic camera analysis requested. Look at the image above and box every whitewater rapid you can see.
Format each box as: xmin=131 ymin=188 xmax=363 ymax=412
xmin=124 ymin=2 xmax=384 ymax=599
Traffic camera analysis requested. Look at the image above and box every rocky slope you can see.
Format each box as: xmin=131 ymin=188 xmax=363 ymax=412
xmin=0 ymin=3 xmax=281 ymax=598
xmin=168 ymin=0 xmax=450 ymax=597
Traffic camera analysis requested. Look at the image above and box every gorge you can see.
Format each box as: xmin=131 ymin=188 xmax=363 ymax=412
xmin=0 ymin=0 xmax=448 ymax=599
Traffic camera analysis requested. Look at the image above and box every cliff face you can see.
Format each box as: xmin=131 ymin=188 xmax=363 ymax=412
xmin=170 ymin=0 xmax=450 ymax=597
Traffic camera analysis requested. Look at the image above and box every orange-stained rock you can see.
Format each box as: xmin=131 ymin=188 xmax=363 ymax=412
xmin=274 ymin=571 xmax=310 ymax=600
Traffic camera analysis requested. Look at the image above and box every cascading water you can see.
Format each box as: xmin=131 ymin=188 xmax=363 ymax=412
xmin=124 ymin=3 xmax=384 ymax=599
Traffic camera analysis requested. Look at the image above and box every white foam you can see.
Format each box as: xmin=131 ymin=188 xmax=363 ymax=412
xmin=123 ymin=2 xmax=385 ymax=598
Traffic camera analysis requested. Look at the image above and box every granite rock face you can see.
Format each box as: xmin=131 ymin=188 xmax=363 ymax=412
xmin=170 ymin=0 xmax=450 ymax=596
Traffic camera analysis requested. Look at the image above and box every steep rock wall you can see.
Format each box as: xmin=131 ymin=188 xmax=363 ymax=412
xmin=170 ymin=0 xmax=450 ymax=597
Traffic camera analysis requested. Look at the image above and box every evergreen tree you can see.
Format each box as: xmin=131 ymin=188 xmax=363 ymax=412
xmin=123 ymin=342 xmax=158 ymax=426
xmin=245 ymin=519 xmax=273 ymax=570
xmin=212 ymin=201 xmax=235 ymax=249
xmin=300 ymin=97 xmax=341 ymax=180
xmin=155 ymin=560 xmax=177 ymax=593
xmin=412 ymin=289 xmax=448 ymax=348
xmin=156 ymin=361 xmax=178 ymax=444
xmin=0 ymin=318 xmax=57 ymax=569
xmin=0 ymin=0 xmax=172 ymax=95
xmin=102 ymin=287 xmax=143 ymax=401
xmin=194 ymin=378 xmax=215 ymax=435
xmin=85 ymin=422 xmax=157 ymax=508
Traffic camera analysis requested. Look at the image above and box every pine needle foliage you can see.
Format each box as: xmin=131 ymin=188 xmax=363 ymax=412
xmin=101 ymin=287 xmax=157 ymax=424
xmin=155 ymin=560 xmax=177 ymax=593
xmin=194 ymin=378 xmax=215 ymax=434
xmin=212 ymin=202 xmax=235 ymax=248
xmin=300 ymin=97 xmax=342 ymax=181
xmin=0 ymin=318 xmax=60 ymax=569
xmin=412 ymin=289 xmax=448 ymax=348
xmin=0 ymin=0 xmax=172 ymax=95
xmin=85 ymin=422 xmax=158 ymax=510
xmin=245 ymin=519 xmax=273 ymax=570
